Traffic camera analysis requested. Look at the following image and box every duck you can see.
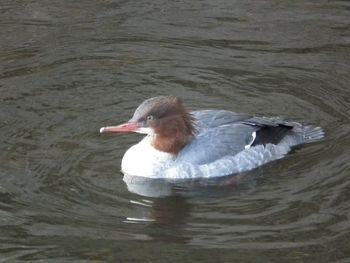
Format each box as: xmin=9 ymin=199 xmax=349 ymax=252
xmin=100 ymin=96 xmax=324 ymax=179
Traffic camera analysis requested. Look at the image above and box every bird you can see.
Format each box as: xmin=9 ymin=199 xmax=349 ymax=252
xmin=100 ymin=96 xmax=324 ymax=179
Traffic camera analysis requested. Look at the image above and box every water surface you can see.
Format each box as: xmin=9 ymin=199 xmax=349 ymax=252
xmin=1 ymin=0 xmax=350 ymax=262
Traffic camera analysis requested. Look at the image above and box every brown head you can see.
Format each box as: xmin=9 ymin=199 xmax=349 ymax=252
xmin=100 ymin=96 xmax=196 ymax=155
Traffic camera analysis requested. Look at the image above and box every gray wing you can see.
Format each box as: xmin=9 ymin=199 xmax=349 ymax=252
xmin=176 ymin=123 xmax=259 ymax=165
xmin=191 ymin=110 xmax=251 ymax=128
xmin=177 ymin=110 xmax=295 ymax=165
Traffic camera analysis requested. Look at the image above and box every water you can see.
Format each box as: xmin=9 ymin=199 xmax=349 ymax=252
xmin=1 ymin=0 xmax=349 ymax=262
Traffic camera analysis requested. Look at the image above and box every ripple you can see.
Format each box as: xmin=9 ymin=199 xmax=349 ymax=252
xmin=1 ymin=0 xmax=350 ymax=261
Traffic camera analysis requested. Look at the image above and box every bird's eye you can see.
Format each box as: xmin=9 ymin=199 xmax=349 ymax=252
xmin=146 ymin=115 xmax=154 ymax=122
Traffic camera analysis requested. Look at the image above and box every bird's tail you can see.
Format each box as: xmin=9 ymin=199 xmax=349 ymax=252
xmin=300 ymin=125 xmax=325 ymax=143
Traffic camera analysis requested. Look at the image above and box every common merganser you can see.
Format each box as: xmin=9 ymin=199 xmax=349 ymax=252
xmin=100 ymin=96 xmax=324 ymax=179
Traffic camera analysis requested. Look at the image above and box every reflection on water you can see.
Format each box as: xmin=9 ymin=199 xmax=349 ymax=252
xmin=1 ymin=0 xmax=350 ymax=262
xmin=126 ymin=195 xmax=192 ymax=244
xmin=124 ymin=175 xmax=174 ymax=197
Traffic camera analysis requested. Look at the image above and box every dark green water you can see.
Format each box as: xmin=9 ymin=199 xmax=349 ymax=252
xmin=1 ymin=0 xmax=350 ymax=262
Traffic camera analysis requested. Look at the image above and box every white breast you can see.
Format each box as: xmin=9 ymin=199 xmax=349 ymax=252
xmin=121 ymin=136 xmax=175 ymax=178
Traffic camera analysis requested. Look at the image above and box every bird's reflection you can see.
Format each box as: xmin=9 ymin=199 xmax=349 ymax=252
xmin=146 ymin=194 xmax=192 ymax=244
xmin=124 ymin=178 xmax=192 ymax=243
xmin=123 ymin=174 xmax=174 ymax=197
xmin=123 ymin=171 xmax=260 ymax=244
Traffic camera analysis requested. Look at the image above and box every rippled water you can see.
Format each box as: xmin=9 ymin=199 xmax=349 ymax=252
xmin=1 ymin=0 xmax=350 ymax=262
